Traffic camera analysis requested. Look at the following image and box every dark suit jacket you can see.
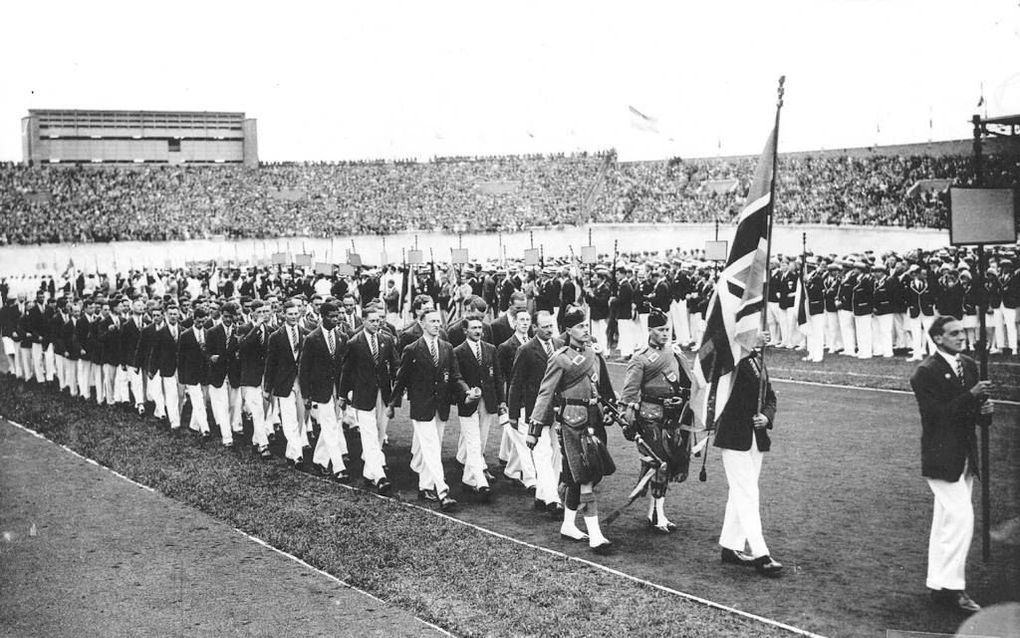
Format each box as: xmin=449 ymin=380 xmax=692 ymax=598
xmin=339 ymin=330 xmax=398 ymax=410
xmin=62 ymin=316 xmax=82 ymax=360
xmin=713 ymin=356 xmax=777 ymax=452
xmin=447 ymin=318 xmax=493 ymax=348
xmin=25 ymin=304 xmax=46 ymax=344
xmin=119 ymin=317 xmax=144 ymax=368
xmin=48 ymin=314 xmax=68 ymax=356
xmin=263 ymin=325 xmax=305 ymax=397
xmin=236 ymin=322 xmax=269 ymax=388
xmin=206 ymin=323 xmax=240 ymax=388
xmin=299 ymin=326 xmax=345 ymax=404
xmin=136 ymin=321 xmax=159 ymax=373
xmin=910 ymin=353 xmax=984 ymax=481
xmin=151 ymin=324 xmax=180 ymax=378
xmin=97 ymin=316 xmax=120 ymax=366
xmin=391 ymin=337 xmax=468 ymax=422
xmin=489 ymin=314 xmax=514 ymax=348
xmin=507 ymin=337 xmax=560 ymax=420
xmin=177 ymin=327 xmax=209 ymax=386
xmin=397 ymin=321 xmax=448 ymax=354
xmin=76 ymin=316 xmax=94 ymax=362
xmin=496 ymin=333 xmax=527 ymax=397
xmin=337 ymin=312 xmax=363 ymax=338
xmin=454 ymin=340 xmax=504 ymax=417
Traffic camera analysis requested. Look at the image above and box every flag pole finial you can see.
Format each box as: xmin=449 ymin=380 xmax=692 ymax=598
xmin=777 ymin=76 xmax=786 ymax=108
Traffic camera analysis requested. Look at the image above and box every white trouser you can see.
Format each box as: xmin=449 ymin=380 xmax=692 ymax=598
xmin=782 ymin=307 xmax=800 ymax=348
xmin=988 ymin=307 xmax=1005 ymax=350
xmin=690 ymin=312 xmax=705 ymax=345
xmin=31 ymin=343 xmax=45 ymax=383
xmin=532 ymin=423 xmax=561 ymax=506
xmin=1001 ymin=306 xmax=1017 ymax=352
xmin=102 ymin=364 xmax=117 ymax=404
xmin=907 ymin=314 xmax=936 ymax=359
xmin=412 ymin=418 xmax=449 ymax=496
xmin=806 ymin=313 xmax=825 ymax=362
xmin=228 ymin=384 xmax=243 ymax=432
xmin=207 ymin=383 xmax=233 ymax=445
xmin=242 ymin=386 xmax=269 ymax=448
xmin=53 ymin=351 xmax=64 ymax=387
xmin=91 ymin=363 xmax=104 ymax=403
xmin=185 ymin=384 xmax=209 ymax=434
xmin=457 ymin=405 xmax=493 ymax=489
xmin=161 ymin=374 xmax=181 ymax=429
xmin=354 ymin=391 xmax=389 ymax=483
xmin=637 ymin=312 xmax=650 ymax=347
xmin=872 ymin=314 xmax=894 ymax=357
xmin=926 ymin=468 xmax=974 ymax=591
xmin=767 ymin=302 xmax=784 ymax=345
xmin=275 ymin=385 xmax=304 ymax=462
xmin=854 ymin=315 xmax=873 ymax=358
xmin=149 ymin=372 xmax=166 ymax=418
xmin=312 ymin=395 xmax=347 ymax=473
xmin=45 ymin=345 xmax=57 ymax=382
xmin=893 ymin=313 xmax=909 ymax=349
xmin=837 ymin=310 xmax=856 ymax=355
xmin=590 ymin=319 xmax=607 ymax=351
xmin=618 ymin=318 xmax=639 ymax=356
xmin=76 ymin=360 xmax=92 ymax=398
xmin=20 ymin=346 xmax=33 ymax=381
xmin=113 ymin=365 xmax=130 ymax=403
xmin=719 ymin=435 xmax=769 ymax=558
xmin=670 ymin=300 xmax=690 ymax=344
xmin=64 ymin=358 xmax=78 ymax=396
xmin=504 ymin=410 xmax=537 ymax=487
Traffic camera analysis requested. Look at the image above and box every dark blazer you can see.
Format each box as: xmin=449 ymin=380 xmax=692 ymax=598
xmin=135 ymin=321 xmax=160 ymax=374
xmin=496 ymin=334 xmax=527 ymax=397
xmin=75 ymin=315 xmax=93 ymax=362
xmin=62 ymin=316 xmax=82 ymax=361
xmin=25 ymin=304 xmax=46 ymax=344
xmin=337 ymin=312 xmax=363 ymax=338
xmin=713 ymin=356 xmax=777 ymax=452
xmin=615 ymin=278 xmax=635 ymax=320
xmin=177 ymin=327 xmax=209 ymax=386
xmin=391 ymin=336 xmax=468 ymax=422
xmin=97 ymin=316 xmax=120 ymax=366
xmin=119 ymin=316 xmax=144 ymax=368
xmin=298 ymin=326 xmax=345 ymax=404
xmin=447 ymin=318 xmax=493 ymax=349
xmin=454 ymin=339 xmax=504 ymax=417
xmin=339 ymin=329 xmax=398 ymax=410
xmin=507 ymin=337 xmax=560 ymax=420
xmin=150 ymin=323 xmax=181 ymax=378
xmin=48 ymin=313 xmax=68 ymax=356
xmin=397 ymin=321 xmax=448 ymax=355
xmin=263 ymin=324 xmax=305 ymax=397
xmin=489 ymin=314 xmax=514 ymax=348
xmin=909 ymin=353 xmax=984 ymax=481
xmin=206 ymin=323 xmax=239 ymax=388
xmin=236 ymin=322 xmax=270 ymax=388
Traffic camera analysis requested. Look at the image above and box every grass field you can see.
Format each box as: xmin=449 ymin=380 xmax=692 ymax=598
xmin=0 ymin=351 xmax=1017 ymax=637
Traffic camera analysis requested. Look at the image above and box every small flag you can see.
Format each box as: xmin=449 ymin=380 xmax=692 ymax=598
xmin=628 ymin=105 xmax=659 ymax=134
xmin=795 ymin=263 xmax=809 ymax=334
xmin=977 ymin=95 xmax=985 ymax=108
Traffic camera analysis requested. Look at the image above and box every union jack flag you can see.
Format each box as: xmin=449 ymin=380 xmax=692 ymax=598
xmin=690 ymin=126 xmax=777 ymax=430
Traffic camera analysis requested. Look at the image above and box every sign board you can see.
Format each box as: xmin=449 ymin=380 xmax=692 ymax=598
xmin=314 ymin=262 xmax=333 ymax=276
xmin=337 ymin=264 xmax=356 ymax=277
xmin=580 ymin=245 xmax=597 ymax=264
xmin=295 ymin=253 xmax=313 ymax=267
xmin=524 ymin=248 xmax=540 ymax=266
xmin=949 ymin=187 xmax=1017 ymax=245
xmin=407 ymin=249 xmax=424 ymax=265
xmin=348 ymin=252 xmax=363 ymax=267
xmin=705 ymin=240 xmax=728 ymax=262
xmin=451 ymin=248 xmax=469 ymax=264
xmin=271 ymin=252 xmax=288 ymax=265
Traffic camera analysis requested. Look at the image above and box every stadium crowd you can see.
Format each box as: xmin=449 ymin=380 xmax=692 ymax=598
xmin=2 ymin=150 xmax=1017 ymax=245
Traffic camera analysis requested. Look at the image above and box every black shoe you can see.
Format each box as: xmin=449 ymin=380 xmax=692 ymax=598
xmin=752 ymin=555 xmax=783 ymax=576
xmin=341 ymin=454 xmax=351 ymax=466
xmin=590 ymin=539 xmax=613 ymax=555
xmin=439 ymin=495 xmax=458 ymax=511
xmin=721 ymin=547 xmax=756 ymax=567
xmin=258 ymin=446 xmax=273 ymax=459
xmin=546 ymin=502 xmax=564 ymax=516
xmin=418 ymin=489 xmax=439 ymax=502
xmin=533 ymin=498 xmax=547 ymax=511
xmin=930 ymin=589 xmax=981 ymax=614
xmin=376 ymin=478 xmax=393 ymax=496
xmin=476 ymin=486 xmax=491 ymax=503
xmin=333 ymin=470 xmax=351 ymax=482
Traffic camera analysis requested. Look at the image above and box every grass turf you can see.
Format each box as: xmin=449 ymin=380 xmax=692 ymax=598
xmin=0 ymin=376 xmax=790 ymax=638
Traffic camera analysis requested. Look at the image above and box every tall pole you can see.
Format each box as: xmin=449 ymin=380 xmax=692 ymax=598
xmin=972 ymin=113 xmax=991 ymax=563
xmin=758 ymin=76 xmax=785 ymax=412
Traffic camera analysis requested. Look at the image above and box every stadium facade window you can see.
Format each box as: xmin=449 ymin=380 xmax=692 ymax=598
xmin=168 ymin=139 xmax=181 ymax=152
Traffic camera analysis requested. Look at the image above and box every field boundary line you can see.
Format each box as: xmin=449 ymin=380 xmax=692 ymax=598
xmin=605 ymin=361 xmax=1020 ymax=406
xmin=1 ymin=418 xmax=455 ymax=638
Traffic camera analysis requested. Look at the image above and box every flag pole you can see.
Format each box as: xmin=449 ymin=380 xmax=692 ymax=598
xmin=758 ymin=76 xmax=785 ymax=412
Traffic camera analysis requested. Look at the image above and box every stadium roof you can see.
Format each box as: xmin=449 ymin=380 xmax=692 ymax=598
xmin=978 ymin=113 xmax=1020 ymax=136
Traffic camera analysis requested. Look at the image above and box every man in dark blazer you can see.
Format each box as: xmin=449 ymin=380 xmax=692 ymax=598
xmin=135 ymin=302 xmax=163 ymax=418
xmin=397 ymin=294 xmax=447 ymax=354
xmin=337 ymin=293 xmax=363 ymax=337
xmin=453 ymin=312 xmax=506 ymax=500
xmin=447 ymin=296 xmax=493 ymax=348
xmin=489 ymin=291 xmax=528 ymax=348
xmin=714 ymin=332 xmax=783 ymax=576
xmin=508 ymin=310 xmax=562 ymax=504
xmin=118 ymin=297 xmax=147 ymax=414
xmin=614 ymin=266 xmax=637 ymax=358
xmin=237 ymin=300 xmax=272 ymax=457
xmin=263 ymin=299 xmax=308 ymax=467
xmin=150 ymin=304 xmax=183 ymax=431
xmin=909 ymin=316 xmax=992 ymax=614
xmin=339 ymin=305 xmax=397 ymax=494
xmin=178 ymin=306 xmax=211 ymax=439
xmin=75 ymin=299 xmax=96 ymax=400
xmin=495 ymin=307 xmax=533 ymax=484
xmin=207 ymin=302 xmax=241 ymax=447
xmin=388 ymin=308 xmax=468 ymax=511
xmin=300 ymin=301 xmax=349 ymax=480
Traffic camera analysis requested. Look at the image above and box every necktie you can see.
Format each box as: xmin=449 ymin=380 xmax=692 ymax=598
xmin=370 ymin=334 xmax=378 ymax=363
xmin=474 ymin=342 xmax=482 ymax=364
xmin=326 ymin=328 xmax=335 ymax=356
xmin=955 ymin=358 xmax=964 ymax=387
xmin=429 ymin=338 xmax=439 ymax=366
xmin=543 ymin=340 xmax=552 ymax=357
xmin=197 ymin=329 xmax=204 ymax=347
xmin=291 ymin=327 xmax=299 ymax=358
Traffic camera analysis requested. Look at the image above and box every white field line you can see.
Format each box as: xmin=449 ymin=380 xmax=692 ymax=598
xmin=3 ymin=417 xmax=825 ymax=638
xmin=2 ymin=419 xmax=454 ymax=638
xmin=605 ymin=361 xmax=1020 ymax=406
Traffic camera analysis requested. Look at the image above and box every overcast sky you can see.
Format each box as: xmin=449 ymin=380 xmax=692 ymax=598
xmin=1 ymin=0 xmax=1017 ymax=162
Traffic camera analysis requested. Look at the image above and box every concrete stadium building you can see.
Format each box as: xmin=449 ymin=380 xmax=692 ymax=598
xmin=21 ymin=109 xmax=258 ymax=167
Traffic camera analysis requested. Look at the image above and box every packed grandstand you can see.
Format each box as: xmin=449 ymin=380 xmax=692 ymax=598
xmin=1 ymin=141 xmax=1019 ymax=246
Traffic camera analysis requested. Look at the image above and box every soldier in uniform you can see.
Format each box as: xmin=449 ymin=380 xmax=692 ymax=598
xmin=619 ymin=309 xmax=693 ymax=533
xmin=527 ymin=306 xmax=617 ymax=554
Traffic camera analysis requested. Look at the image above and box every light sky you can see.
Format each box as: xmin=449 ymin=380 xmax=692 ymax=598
xmin=1 ymin=0 xmax=1017 ymax=162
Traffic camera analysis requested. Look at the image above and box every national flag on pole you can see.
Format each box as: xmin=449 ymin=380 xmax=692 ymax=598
xmin=628 ymin=105 xmax=659 ymax=134
xmin=690 ymin=126 xmax=777 ymax=430
xmin=794 ymin=261 xmax=809 ymax=334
